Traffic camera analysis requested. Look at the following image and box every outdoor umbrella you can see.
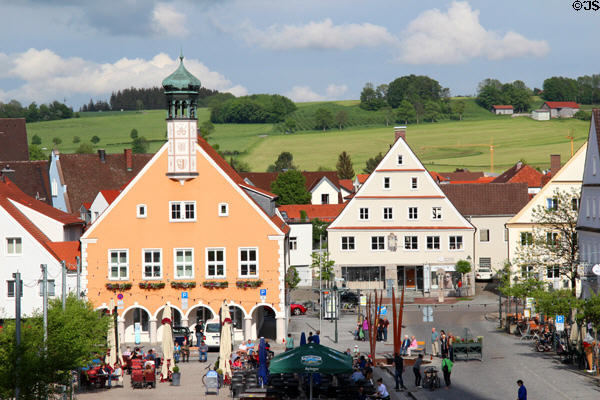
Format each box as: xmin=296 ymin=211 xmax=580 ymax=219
xmin=218 ymin=301 xmax=233 ymax=381
xmin=258 ymin=337 xmax=269 ymax=387
xmin=160 ymin=305 xmax=175 ymax=382
xmin=300 ymin=332 xmax=306 ymax=346
xmin=269 ymin=343 xmax=353 ymax=399
xmin=105 ymin=299 xmax=123 ymax=368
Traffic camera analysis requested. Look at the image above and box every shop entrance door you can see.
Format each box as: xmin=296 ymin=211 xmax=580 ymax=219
xmin=405 ymin=267 xmax=416 ymax=289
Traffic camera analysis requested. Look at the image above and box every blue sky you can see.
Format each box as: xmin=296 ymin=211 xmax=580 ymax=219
xmin=0 ymin=0 xmax=597 ymax=107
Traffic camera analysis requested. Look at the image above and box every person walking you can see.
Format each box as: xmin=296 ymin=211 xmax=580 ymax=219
xmin=362 ymin=318 xmax=369 ymax=341
xmin=431 ymin=327 xmax=439 ymax=357
xmin=441 ymin=355 xmax=453 ymax=389
xmin=440 ymin=330 xmax=448 ymax=358
xmin=516 ymin=379 xmax=527 ymax=400
xmin=285 ymin=333 xmax=294 ymax=351
xmin=393 ymin=352 xmax=407 ymax=391
xmin=194 ymin=320 xmax=204 ymax=347
xmin=413 ymin=354 xmax=423 ymax=388
xmin=448 ymin=332 xmax=455 ymax=361
xmin=383 ymin=318 xmax=389 ymax=342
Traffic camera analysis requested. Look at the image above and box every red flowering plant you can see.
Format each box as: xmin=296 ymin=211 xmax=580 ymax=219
xmin=236 ymin=280 xmax=263 ymax=289
xmin=139 ymin=282 xmax=165 ymax=289
xmin=202 ymin=281 xmax=228 ymax=289
xmin=105 ymin=283 xmax=132 ymax=291
xmin=170 ymin=281 xmax=196 ymax=289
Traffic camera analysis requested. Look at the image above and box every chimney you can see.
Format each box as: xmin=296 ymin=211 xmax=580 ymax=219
xmin=97 ymin=149 xmax=106 ymax=163
xmin=550 ymin=154 xmax=561 ymax=176
xmin=1 ymin=164 xmax=15 ymax=183
xmin=124 ymin=149 xmax=133 ymax=171
xmin=394 ymin=126 xmax=406 ymax=142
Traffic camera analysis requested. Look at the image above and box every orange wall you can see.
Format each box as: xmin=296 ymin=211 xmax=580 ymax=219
xmin=83 ymin=144 xmax=284 ymax=319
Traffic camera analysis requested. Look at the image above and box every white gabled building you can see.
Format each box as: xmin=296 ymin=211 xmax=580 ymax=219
xmin=577 ymin=109 xmax=600 ymax=298
xmin=328 ymin=127 xmax=475 ymax=297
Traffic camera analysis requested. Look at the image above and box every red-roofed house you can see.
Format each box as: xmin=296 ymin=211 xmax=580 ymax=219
xmin=0 ymin=118 xmax=29 ymax=161
xmin=1 ymin=161 xmax=52 ymax=204
xmin=492 ymin=161 xmax=544 ymax=195
xmin=541 ymin=101 xmax=580 ymax=118
xmin=0 ymin=176 xmax=84 ymax=318
xmin=88 ymin=189 xmax=121 ymax=223
xmin=492 ymin=105 xmax=514 ymax=115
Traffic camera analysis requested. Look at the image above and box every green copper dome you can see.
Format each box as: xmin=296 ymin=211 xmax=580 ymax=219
xmin=162 ymin=54 xmax=201 ymax=93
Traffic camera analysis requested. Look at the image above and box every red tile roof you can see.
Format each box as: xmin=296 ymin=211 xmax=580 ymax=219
xmin=429 ymin=171 xmax=449 ymax=183
xmin=338 ymin=179 xmax=354 ymax=193
xmin=0 ymin=160 xmax=52 ymax=204
xmin=82 ymin=202 xmax=92 ymax=210
xmin=492 ymin=162 xmax=543 ymax=188
xmin=440 ymin=170 xmax=485 ymax=181
xmin=99 ymin=189 xmax=120 ymax=205
xmin=278 ymin=204 xmax=346 ymax=222
xmin=543 ymin=101 xmax=580 ymax=109
xmin=448 ymin=177 xmax=495 ymax=184
xmin=493 ymin=105 xmax=514 ymax=109
xmin=441 ymin=183 xmax=529 ymax=216
xmin=356 ymin=174 xmax=369 ymax=184
xmin=47 ymin=241 xmax=80 ymax=271
xmin=0 ymin=118 xmax=29 ymax=161
xmin=240 ymin=171 xmax=341 ymax=194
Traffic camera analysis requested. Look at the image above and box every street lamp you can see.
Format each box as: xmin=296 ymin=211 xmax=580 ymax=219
xmin=333 ymin=284 xmax=339 ymax=343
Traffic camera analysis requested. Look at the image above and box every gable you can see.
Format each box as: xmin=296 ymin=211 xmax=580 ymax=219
xmin=582 ymin=110 xmax=600 ymax=186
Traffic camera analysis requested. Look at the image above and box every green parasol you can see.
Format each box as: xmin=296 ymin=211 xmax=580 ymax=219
xmin=269 ymin=343 xmax=353 ymax=374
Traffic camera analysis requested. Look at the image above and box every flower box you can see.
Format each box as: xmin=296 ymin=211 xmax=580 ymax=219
xmin=171 ymin=281 xmax=197 ymax=289
xmin=139 ymin=282 xmax=165 ymax=289
xmin=105 ymin=283 xmax=132 ymax=291
xmin=202 ymin=281 xmax=228 ymax=289
xmin=236 ymin=280 xmax=263 ymax=289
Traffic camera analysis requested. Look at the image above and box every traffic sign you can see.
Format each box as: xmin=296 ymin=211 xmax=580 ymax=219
xmin=117 ymin=293 xmax=124 ymax=300
xmin=556 ymin=315 xmax=565 ymax=331
xmin=181 ymin=291 xmax=188 ymax=299
xmin=260 ymin=288 xmax=267 ymax=301
xmin=378 ymin=306 xmax=387 ymax=316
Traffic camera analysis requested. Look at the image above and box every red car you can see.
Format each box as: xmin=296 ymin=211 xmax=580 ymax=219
xmin=290 ymin=303 xmax=307 ymax=316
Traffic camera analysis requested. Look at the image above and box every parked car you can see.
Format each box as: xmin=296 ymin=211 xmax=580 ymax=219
xmin=475 ymin=267 xmax=493 ymax=281
xmin=340 ymin=290 xmax=359 ymax=306
xmin=202 ymin=319 xmax=221 ymax=349
xmin=172 ymin=326 xmax=192 ymax=346
xmin=290 ymin=303 xmax=307 ymax=316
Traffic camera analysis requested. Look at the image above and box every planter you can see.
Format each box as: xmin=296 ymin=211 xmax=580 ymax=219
xmin=236 ymin=280 xmax=263 ymax=289
xmin=171 ymin=281 xmax=196 ymax=289
xmin=171 ymin=372 xmax=181 ymax=386
xmin=139 ymin=282 xmax=165 ymax=289
xmin=105 ymin=283 xmax=132 ymax=291
xmin=453 ymin=342 xmax=483 ymax=361
xmin=202 ymin=281 xmax=228 ymax=289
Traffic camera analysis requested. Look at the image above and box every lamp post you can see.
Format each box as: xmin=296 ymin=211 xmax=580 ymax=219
xmin=333 ymin=284 xmax=339 ymax=343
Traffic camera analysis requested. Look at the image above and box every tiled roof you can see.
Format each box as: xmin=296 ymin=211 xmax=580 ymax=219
xmin=441 ymin=183 xmax=529 ymax=216
xmin=491 ymin=162 xmax=543 ymax=187
xmin=57 ymin=151 xmax=153 ymax=213
xmin=0 ymin=160 xmax=51 ymax=204
xmin=338 ymin=179 xmax=354 ymax=193
xmin=99 ymin=189 xmax=120 ymax=205
xmin=82 ymin=202 xmax=92 ymax=210
xmin=439 ymin=170 xmax=485 ymax=181
xmin=493 ymin=105 xmax=514 ymax=109
xmin=448 ymin=177 xmax=495 ymax=184
xmin=543 ymin=101 xmax=580 ymax=109
xmin=240 ymin=171 xmax=341 ymax=194
xmin=47 ymin=241 xmax=80 ymax=271
xmin=356 ymin=174 xmax=369 ymax=184
xmin=278 ymin=204 xmax=346 ymax=222
xmin=0 ymin=118 xmax=28 ymax=161
xmin=429 ymin=171 xmax=449 ymax=183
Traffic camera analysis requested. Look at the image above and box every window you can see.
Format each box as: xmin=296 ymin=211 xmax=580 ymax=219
xmin=174 ymin=249 xmax=194 ymax=278
xmin=521 ymin=265 xmax=535 ymax=278
xmin=432 ymin=207 xmax=442 ymax=220
xmin=109 ymin=250 xmax=128 ymax=279
xmin=547 ymin=265 xmax=560 ymax=279
xmin=137 ymin=204 xmax=147 ymax=218
xmin=571 ymin=197 xmax=580 ymax=211
xmin=480 ymin=229 xmax=490 ymax=242
xmin=51 ymin=179 xmax=58 ymax=197
xmin=6 ymin=238 xmax=22 ymax=255
xmin=504 ymin=228 xmax=509 ymax=242
xmin=133 ymin=308 xmax=149 ymax=332
xmin=219 ymin=203 xmax=229 ymax=216
xmin=341 ymin=266 xmax=384 ymax=282
xmin=7 ymin=280 xmax=23 ymax=298
xmin=371 ymin=236 xmax=385 ymax=251
xmin=38 ymin=280 xmax=55 ymax=297
xmin=170 ymin=201 xmax=196 ymax=221
xmin=397 ymin=155 xmax=403 ymax=165
xmin=449 ymin=236 xmax=463 ymax=250
xmin=383 ymin=177 xmax=391 ymax=190
xmin=341 ymin=236 xmax=355 ymax=250
xmin=520 ymin=232 xmax=533 ymax=246
xmin=408 ymin=207 xmax=418 ymax=220
xmin=546 ymin=197 xmax=558 ymax=210
xmin=290 ymin=237 xmax=297 ymax=250
xmin=239 ymin=248 xmax=258 ymax=277
xmin=383 ymin=207 xmax=393 ymax=220
xmin=359 ymin=208 xmax=370 ymax=220
xmin=479 ymin=257 xmax=491 ymax=268
xmin=546 ymin=232 xmax=559 ymax=246
xmin=426 ymin=236 xmax=440 ymax=250
xmin=404 ymin=236 xmax=418 ymax=250
xmin=206 ymin=248 xmax=225 ymax=278
xmin=411 ymin=177 xmax=418 ymax=189
xmin=143 ymin=249 xmax=162 ymax=279
xmin=321 ymin=194 xmax=329 ymax=204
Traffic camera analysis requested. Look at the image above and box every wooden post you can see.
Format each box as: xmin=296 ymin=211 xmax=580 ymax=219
xmin=392 ymin=287 xmax=399 ymax=355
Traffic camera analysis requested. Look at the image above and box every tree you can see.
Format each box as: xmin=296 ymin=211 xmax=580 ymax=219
xmin=532 ymin=289 xmax=580 ymax=318
xmin=267 ymin=151 xmax=296 ymax=172
xmin=387 ymin=75 xmax=443 ymax=108
xmin=132 ymin=136 xmax=149 ymax=153
xmin=336 ymin=151 xmax=354 ymax=179
xmin=542 ymin=76 xmax=579 ymax=102
xmin=455 ymin=259 xmax=472 ymax=296
xmin=513 ymin=188 xmax=580 ymax=296
xmin=229 ymin=157 xmax=250 ymax=172
xmin=270 ymin=170 xmax=311 ymax=205
xmin=423 ymin=100 xmax=441 ymax=122
xmin=76 ymin=143 xmax=94 ymax=154
xmin=283 ymin=117 xmax=297 ymax=133
xmin=28 ymin=144 xmax=46 ymax=160
xmin=130 ymin=128 xmax=138 ymax=139
xmin=31 ymin=134 xmax=42 ymax=145
xmin=91 ymin=135 xmax=100 ymax=144
xmin=52 ymin=137 xmax=62 ymax=146
xmin=395 ymin=100 xmax=416 ymax=124
xmin=334 ymin=110 xmax=348 ymax=130
xmin=363 ymin=152 xmax=383 ymax=174
xmin=311 ymin=251 xmax=335 ymax=288
xmin=199 ymin=120 xmax=215 ymax=138
xmin=72 ymin=135 xmax=81 ymax=143
xmin=382 ymin=106 xmax=394 ymax=126
xmin=312 ymin=218 xmax=329 ymax=247
xmin=285 ymin=266 xmax=301 ymax=290
xmin=451 ymin=100 xmax=466 ymax=120
xmin=359 ymin=83 xmax=386 ymax=110
xmin=314 ymin=108 xmax=333 ymax=131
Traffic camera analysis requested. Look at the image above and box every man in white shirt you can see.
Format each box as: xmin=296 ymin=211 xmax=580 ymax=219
xmin=375 ymin=378 xmax=390 ymax=399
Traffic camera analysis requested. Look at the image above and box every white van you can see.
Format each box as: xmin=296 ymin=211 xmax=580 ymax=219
xmin=202 ymin=319 xmax=221 ymax=349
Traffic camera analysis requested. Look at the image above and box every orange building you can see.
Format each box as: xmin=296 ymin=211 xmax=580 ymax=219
xmin=81 ymin=56 xmax=289 ymax=344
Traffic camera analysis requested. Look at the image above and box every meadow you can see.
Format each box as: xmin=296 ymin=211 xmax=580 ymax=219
xmin=26 ymin=98 xmax=591 ymax=174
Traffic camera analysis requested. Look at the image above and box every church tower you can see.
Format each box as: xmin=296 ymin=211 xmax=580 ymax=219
xmin=162 ymin=52 xmax=201 ymax=180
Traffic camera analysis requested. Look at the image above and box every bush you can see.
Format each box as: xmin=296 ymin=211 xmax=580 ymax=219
xmin=29 ymin=145 xmax=46 ymax=160
xmin=132 ymin=136 xmax=148 ymax=153
xmin=574 ymin=110 xmax=591 ymax=121
xmin=210 ymin=94 xmax=296 ymax=123
xmin=90 ymin=135 xmax=100 ymax=144
xmin=76 ymin=143 xmax=94 ymax=154
xmin=52 ymin=137 xmax=62 ymax=145
xmin=31 ymin=134 xmax=42 ymax=145
xmin=72 ymin=136 xmax=81 ymax=143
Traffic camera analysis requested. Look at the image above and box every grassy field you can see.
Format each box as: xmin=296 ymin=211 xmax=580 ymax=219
xmin=26 ymin=98 xmax=591 ymax=174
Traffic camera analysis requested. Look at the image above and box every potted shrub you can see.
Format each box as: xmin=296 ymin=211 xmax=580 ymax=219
xmin=171 ymin=364 xmax=181 ymax=386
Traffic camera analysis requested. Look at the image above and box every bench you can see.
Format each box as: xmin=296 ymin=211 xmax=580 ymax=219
xmin=409 ymin=341 xmax=426 ymax=356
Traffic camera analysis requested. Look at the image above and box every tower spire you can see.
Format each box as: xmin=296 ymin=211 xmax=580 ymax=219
xmin=179 ymin=47 xmax=184 ymax=62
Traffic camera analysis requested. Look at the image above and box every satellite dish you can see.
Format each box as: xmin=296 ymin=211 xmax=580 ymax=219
xmin=592 ymin=264 xmax=600 ymax=276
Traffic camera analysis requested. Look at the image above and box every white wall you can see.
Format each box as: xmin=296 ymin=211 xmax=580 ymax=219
xmin=90 ymin=194 xmax=110 ymax=223
xmin=311 ymin=180 xmax=340 ymax=205
xmin=288 ymin=223 xmax=313 ymax=286
xmin=469 ymin=216 xmax=510 ymax=273
xmin=11 ymin=201 xmax=66 ymax=241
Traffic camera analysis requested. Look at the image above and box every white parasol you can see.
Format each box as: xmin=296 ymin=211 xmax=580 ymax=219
xmin=105 ymin=299 xmax=123 ymax=368
xmin=160 ymin=305 xmax=175 ymax=381
xmin=218 ymin=301 xmax=233 ymax=379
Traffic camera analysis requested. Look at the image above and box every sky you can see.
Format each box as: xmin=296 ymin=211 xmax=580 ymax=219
xmin=0 ymin=0 xmax=598 ymax=108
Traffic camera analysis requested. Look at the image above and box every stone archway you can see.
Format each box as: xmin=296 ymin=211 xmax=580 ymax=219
xmin=251 ymin=304 xmax=277 ymax=341
xmin=122 ymin=306 xmax=151 ymax=344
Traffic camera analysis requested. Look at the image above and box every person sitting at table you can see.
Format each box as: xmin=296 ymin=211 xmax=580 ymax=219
xmin=374 ymin=378 xmax=390 ymax=399
xmin=238 ymin=341 xmax=248 ymax=353
xmin=110 ymin=363 xmax=122 ymax=388
xmin=232 ymin=357 xmax=242 ymax=370
xmin=181 ymin=338 xmax=190 ymax=362
xmin=174 ymin=342 xmax=181 ymax=363
xmin=357 ymin=355 xmax=367 ymax=369
xmin=401 ymin=335 xmax=411 ymax=356
xmin=246 ymin=339 xmax=255 ymax=355
xmin=408 ymin=336 xmax=418 ymax=356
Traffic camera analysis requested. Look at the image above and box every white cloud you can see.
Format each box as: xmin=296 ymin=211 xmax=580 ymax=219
xmin=244 ymin=18 xmax=397 ymax=51
xmin=399 ymin=1 xmax=549 ymax=64
xmin=285 ymin=84 xmax=348 ymax=102
xmin=152 ymin=2 xmax=188 ymax=37
xmin=0 ymin=49 xmax=246 ymax=104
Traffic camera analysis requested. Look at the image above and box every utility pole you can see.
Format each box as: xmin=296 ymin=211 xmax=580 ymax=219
xmin=76 ymin=256 xmax=81 ymax=300
xmin=319 ymin=234 xmax=322 ymax=334
xmin=13 ymin=272 xmax=21 ymax=399
xmin=41 ymin=264 xmax=48 ymax=345
xmin=61 ymin=260 xmax=66 ymax=310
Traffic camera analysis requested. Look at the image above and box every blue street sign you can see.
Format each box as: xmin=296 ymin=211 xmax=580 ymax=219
xmin=378 ymin=306 xmax=387 ymax=316
xmin=260 ymin=289 xmax=267 ymax=297
xmin=556 ymin=315 xmax=564 ymax=324
xmin=181 ymin=291 xmax=188 ymax=299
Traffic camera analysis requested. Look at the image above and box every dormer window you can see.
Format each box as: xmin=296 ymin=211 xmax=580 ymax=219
xmin=397 ymin=155 xmax=403 ymax=165
xmin=219 ymin=203 xmax=229 ymax=216
xmin=137 ymin=204 xmax=147 ymax=218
